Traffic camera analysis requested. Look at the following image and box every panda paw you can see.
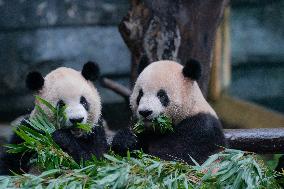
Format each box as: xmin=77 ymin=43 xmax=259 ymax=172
xmin=111 ymin=128 xmax=138 ymax=155
xmin=52 ymin=129 xmax=75 ymax=149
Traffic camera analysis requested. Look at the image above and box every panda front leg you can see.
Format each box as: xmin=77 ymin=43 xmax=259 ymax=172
xmin=52 ymin=126 xmax=108 ymax=162
xmin=175 ymin=114 xmax=227 ymax=164
xmin=111 ymin=128 xmax=139 ymax=156
xmin=52 ymin=129 xmax=91 ymax=163
xmin=0 ymin=133 xmax=34 ymax=175
xmin=80 ymin=126 xmax=109 ymax=160
xmin=0 ymin=118 xmax=37 ymax=175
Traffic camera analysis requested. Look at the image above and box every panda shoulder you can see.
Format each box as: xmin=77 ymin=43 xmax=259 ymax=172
xmin=92 ymin=125 xmax=106 ymax=136
xmin=178 ymin=113 xmax=223 ymax=132
xmin=176 ymin=113 xmax=225 ymax=144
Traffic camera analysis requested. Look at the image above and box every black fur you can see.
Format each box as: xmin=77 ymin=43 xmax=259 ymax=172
xmin=80 ymin=96 xmax=89 ymax=111
xmin=56 ymin=100 xmax=65 ymax=109
xmin=111 ymin=128 xmax=138 ymax=155
xmin=182 ymin=59 xmax=202 ymax=80
xmin=52 ymin=126 xmax=108 ymax=163
xmin=136 ymin=89 xmax=144 ymax=105
xmin=276 ymin=156 xmax=284 ymax=187
xmin=82 ymin=61 xmax=100 ymax=82
xmin=157 ymin=89 xmax=170 ymax=107
xmin=0 ymin=119 xmax=33 ymax=175
xmin=112 ymin=113 xmax=226 ymax=164
xmin=276 ymin=156 xmax=284 ymax=172
xmin=26 ymin=72 xmax=44 ymax=91
xmin=138 ymin=55 xmax=149 ymax=75
xmin=0 ymin=118 xmax=108 ymax=175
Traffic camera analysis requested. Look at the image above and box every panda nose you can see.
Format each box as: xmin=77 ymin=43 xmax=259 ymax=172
xmin=139 ymin=110 xmax=153 ymax=118
xmin=70 ymin=117 xmax=84 ymax=124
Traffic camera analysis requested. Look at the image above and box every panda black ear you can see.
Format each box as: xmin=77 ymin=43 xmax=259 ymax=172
xmin=82 ymin=61 xmax=100 ymax=82
xmin=26 ymin=71 xmax=44 ymax=91
xmin=182 ymin=59 xmax=201 ymax=80
xmin=137 ymin=55 xmax=149 ymax=75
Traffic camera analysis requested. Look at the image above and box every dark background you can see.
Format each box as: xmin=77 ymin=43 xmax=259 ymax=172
xmin=0 ymin=0 xmax=283 ymax=124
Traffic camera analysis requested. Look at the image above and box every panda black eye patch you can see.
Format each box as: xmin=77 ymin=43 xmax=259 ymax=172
xmin=57 ymin=100 xmax=65 ymax=109
xmin=136 ymin=89 xmax=143 ymax=105
xmin=80 ymin=96 xmax=89 ymax=111
xmin=157 ymin=89 xmax=169 ymax=107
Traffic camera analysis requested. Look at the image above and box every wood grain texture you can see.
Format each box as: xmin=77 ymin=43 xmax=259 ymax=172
xmin=119 ymin=0 xmax=229 ymax=95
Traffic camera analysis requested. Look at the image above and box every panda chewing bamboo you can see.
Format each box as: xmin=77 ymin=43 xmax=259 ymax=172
xmin=112 ymin=59 xmax=227 ymax=164
xmin=0 ymin=62 xmax=108 ymax=175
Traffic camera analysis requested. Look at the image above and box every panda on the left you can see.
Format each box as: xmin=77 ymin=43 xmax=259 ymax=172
xmin=0 ymin=62 xmax=108 ymax=175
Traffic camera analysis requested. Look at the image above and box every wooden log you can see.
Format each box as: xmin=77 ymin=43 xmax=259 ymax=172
xmin=100 ymin=78 xmax=131 ymax=99
xmin=119 ymin=0 xmax=229 ymax=95
xmin=225 ymin=128 xmax=284 ymax=154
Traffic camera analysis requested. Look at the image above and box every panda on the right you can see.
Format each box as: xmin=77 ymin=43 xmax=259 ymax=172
xmin=112 ymin=59 xmax=227 ymax=164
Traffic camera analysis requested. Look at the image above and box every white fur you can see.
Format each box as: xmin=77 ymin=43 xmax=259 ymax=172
xmin=137 ymin=95 xmax=164 ymax=120
xmin=65 ymin=104 xmax=88 ymax=127
xmin=130 ymin=60 xmax=218 ymax=125
xmin=30 ymin=67 xmax=102 ymax=132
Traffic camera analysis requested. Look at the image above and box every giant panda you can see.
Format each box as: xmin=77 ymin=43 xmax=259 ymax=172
xmin=0 ymin=62 xmax=108 ymax=175
xmin=112 ymin=59 xmax=226 ymax=164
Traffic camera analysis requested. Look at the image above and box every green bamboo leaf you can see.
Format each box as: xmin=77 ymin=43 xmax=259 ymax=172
xmin=5 ymin=144 xmax=27 ymax=153
xmin=18 ymin=125 xmax=45 ymax=141
xmin=35 ymin=104 xmax=48 ymax=117
xmin=35 ymin=115 xmax=55 ymax=133
xmin=145 ymin=162 xmax=160 ymax=172
xmin=27 ymin=118 xmax=46 ymax=132
xmin=38 ymin=169 xmax=61 ymax=178
xmin=201 ymin=154 xmax=219 ymax=168
xmin=219 ymin=166 xmax=238 ymax=182
xmin=76 ymin=123 xmax=93 ymax=133
xmin=252 ymin=160 xmax=263 ymax=179
xmin=14 ymin=128 xmax=35 ymax=144
xmin=35 ymin=96 xmax=56 ymax=114
xmin=0 ymin=177 xmax=10 ymax=189
xmin=104 ymin=154 xmax=123 ymax=163
xmin=2 ymin=97 xmax=281 ymax=188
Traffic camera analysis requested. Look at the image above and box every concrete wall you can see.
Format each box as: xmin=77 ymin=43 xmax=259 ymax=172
xmin=0 ymin=0 xmax=131 ymax=120
xmin=229 ymin=1 xmax=284 ymax=113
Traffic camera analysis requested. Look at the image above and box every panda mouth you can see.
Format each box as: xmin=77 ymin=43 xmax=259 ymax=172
xmin=70 ymin=128 xmax=85 ymax=138
xmin=141 ymin=117 xmax=157 ymax=128
xmin=140 ymin=114 xmax=160 ymax=122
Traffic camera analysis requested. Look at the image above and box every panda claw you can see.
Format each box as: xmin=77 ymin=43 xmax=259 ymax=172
xmin=111 ymin=128 xmax=138 ymax=155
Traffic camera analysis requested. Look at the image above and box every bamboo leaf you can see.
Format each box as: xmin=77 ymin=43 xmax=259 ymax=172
xmin=2 ymin=97 xmax=281 ymax=189
xmin=35 ymin=96 xmax=56 ymax=114
xmin=76 ymin=123 xmax=93 ymax=133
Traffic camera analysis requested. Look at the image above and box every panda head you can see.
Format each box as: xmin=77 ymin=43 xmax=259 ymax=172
xmin=130 ymin=59 xmax=213 ymax=126
xmin=26 ymin=62 xmax=101 ymax=132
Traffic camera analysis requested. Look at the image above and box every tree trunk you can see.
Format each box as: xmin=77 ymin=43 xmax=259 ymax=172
xmin=119 ymin=0 xmax=228 ymax=96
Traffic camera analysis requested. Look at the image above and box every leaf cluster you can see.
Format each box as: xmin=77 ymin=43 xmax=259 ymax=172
xmin=0 ymin=98 xmax=283 ymax=188
xmin=0 ymin=150 xmax=282 ymax=189
xmin=133 ymin=114 xmax=173 ymax=134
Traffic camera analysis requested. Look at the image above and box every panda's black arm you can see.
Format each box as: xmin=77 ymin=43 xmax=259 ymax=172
xmin=52 ymin=126 xmax=108 ymax=163
xmin=276 ymin=155 xmax=284 ymax=172
xmin=174 ymin=113 xmax=226 ymax=164
xmin=111 ymin=127 xmax=139 ymax=156
xmin=79 ymin=126 xmax=108 ymax=160
xmin=0 ymin=119 xmax=34 ymax=175
xmin=52 ymin=129 xmax=91 ymax=163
